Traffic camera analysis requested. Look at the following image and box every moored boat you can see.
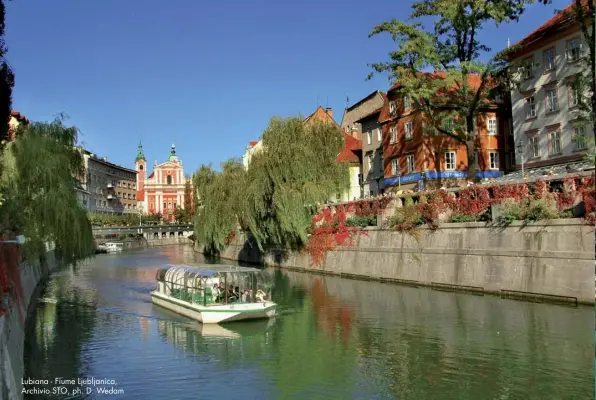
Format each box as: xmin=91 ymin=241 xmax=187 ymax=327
xmin=97 ymin=242 xmax=124 ymax=253
xmin=150 ymin=264 xmax=277 ymax=324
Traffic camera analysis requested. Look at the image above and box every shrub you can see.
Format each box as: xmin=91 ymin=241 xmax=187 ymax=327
xmin=345 ymin=215 xmax=377 ymax=228
xmin=525 ymin=199 xmax=559 ymax=221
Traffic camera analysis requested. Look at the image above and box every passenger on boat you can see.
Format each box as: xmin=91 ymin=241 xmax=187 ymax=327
xmin=212 ymin=284 xmax=219 ymax=303
xmin=255 ymin=289 xmax=267 ymax=302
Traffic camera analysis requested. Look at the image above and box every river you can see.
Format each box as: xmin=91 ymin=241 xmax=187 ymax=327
xmin=23 ymin=246 xmax=594 ymax=399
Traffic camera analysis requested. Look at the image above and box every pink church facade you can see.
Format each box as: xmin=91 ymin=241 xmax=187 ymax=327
xmin=135 ymin=143 xmax=190 ymax=222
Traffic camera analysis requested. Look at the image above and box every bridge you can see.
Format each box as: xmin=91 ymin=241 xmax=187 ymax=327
xmin=92 ymin=224 xmax=194 ymax=240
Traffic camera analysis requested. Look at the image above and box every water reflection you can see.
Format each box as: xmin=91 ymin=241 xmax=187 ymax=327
xmin=23 ymin=246 xmax=594 ymax=400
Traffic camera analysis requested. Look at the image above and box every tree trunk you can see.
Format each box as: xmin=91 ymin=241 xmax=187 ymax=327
xmin=466 ymin=115 xmax=477 ymax=182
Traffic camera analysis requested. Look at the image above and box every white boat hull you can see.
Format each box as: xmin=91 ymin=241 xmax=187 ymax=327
xmin=150 ymin=290 xmax=276 ymax=324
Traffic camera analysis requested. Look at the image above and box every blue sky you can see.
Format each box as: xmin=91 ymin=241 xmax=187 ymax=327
xmin=6 ymin=0 xmax=570 ymax=173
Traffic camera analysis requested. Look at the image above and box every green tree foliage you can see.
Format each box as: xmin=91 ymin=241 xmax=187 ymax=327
xmin=0 ymin=0 xmax=14 ymax=146
xmin=87 ymin=212 xmax=142 ymax=227
xmin=193 ymin=159 xmax=246 ymax=254
xmin=193 ymin=117 xmax=349 ymax=253
xmin=183 ymin=177 xmax=193 ymax=216
xmin=368 ymin=0 xmax=535 ymax=179
xmin=0 ymin=117 xmax=94 ymax=262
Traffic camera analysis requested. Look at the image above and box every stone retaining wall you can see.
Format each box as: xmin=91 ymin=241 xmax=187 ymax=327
xmin=196 ymin=219 xmax=595 ymax=304
xmin=0 ymin=249 xmax=58 ymax=400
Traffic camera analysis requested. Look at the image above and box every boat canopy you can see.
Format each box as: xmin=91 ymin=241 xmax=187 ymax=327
xmin=156 ymin=264 xmax=273 ymax=290
xmin=155 ymin=264 xmax=267 ymax=281
xmin=154 ymin=264 xmax=273 ymax=305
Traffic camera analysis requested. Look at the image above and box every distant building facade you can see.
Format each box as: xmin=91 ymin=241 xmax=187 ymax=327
xmin=381 ymin=76 xmax=511 ymax=191
xmin=506 ymin=1 xmax=592 ymax=170
xmin=82 ymin=150 xmax=138 ymax=214
xmin=135 ymin=143 xmax=190 ymax=222
xmin=340 ymin=90 xmax=386 ymax=141
xmin=7 ymin=111 xmax=29 ymax=141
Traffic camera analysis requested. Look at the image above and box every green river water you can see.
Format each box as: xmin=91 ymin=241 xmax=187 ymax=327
xmin=23 ymin=246 xmax=594 ymax=399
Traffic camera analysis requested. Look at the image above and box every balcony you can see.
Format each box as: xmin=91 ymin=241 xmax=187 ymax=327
xmin=107 ymin=183 xmax=114 ymax=189
xmin=107 ymin=194 xmax=114 ymax=200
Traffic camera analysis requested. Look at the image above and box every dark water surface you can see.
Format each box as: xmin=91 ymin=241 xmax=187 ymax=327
xmin=24 ymin=246 xmax=594 ymax=399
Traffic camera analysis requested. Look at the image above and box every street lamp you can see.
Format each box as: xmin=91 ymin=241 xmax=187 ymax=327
xmin=516 ymin=141 xmax=525 ymax=179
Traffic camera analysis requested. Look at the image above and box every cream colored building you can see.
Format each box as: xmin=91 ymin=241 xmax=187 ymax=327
xmin=507 ymin=3 xmax=592 ymax=170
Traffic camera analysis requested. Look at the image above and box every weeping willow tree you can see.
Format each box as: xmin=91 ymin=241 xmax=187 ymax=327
xmin=0 ymin=117 xmax=94 ymax=262
xmin=243 ymin=118 xmax=349 ymax=250
xmin=193 ymin=160 xmax=247 ymax=254
xmin=193 ymin=117 xmax=349 ymax=253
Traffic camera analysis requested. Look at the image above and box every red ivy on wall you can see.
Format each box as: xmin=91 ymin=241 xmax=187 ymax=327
xmin=0 ymin=243 xmax=24 ymax=325
xmin=306 ymin=173 xmax=595 ymax=267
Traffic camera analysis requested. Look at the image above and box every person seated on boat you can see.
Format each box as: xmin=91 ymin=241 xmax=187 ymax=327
xmin=212 ymin=284 xmax=220 ymax=303
xmin=255 ymin=289 xmax=267 ymax=302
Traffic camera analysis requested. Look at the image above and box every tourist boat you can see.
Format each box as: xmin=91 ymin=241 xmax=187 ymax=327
xmin=150 ymin=264 xmax=277 ymax=324
xmin=97 ymin=242 xmax=124 ymax=253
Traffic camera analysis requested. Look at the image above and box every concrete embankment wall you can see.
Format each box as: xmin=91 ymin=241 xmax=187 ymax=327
xmin=0 ymin=249 xmax=58 ymax=400
xmin=196 ymin=219 xmax=595 ymax=305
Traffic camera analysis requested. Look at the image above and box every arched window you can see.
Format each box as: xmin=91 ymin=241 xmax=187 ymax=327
xmin=167 ymin=175 xmax=172 ymax=184
xmin=139 ymin=165 xmax=144 ymax=170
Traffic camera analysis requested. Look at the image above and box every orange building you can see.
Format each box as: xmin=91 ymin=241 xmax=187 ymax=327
xmin=135 ymin=142 xmax=191 ymax=221
xmin=380 ymin=75 xmax=512 ymax=191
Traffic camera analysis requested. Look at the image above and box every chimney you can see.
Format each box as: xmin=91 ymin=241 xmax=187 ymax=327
xmin=325 ymin=108 xmax=333 ymax=118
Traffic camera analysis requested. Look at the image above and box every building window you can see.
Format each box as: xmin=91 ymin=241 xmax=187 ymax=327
xmin=489 ymin=152 xmax=499 ymax=170
xmin=569 ymin=85 xmax=580 ymax=107
xmin=445 ymin=151 xmax=456 ymax=170
xmin=367 ymin=131 xmax=372 ymax=145
xmin=574 ymin=126 xmax=587 ymax=150
xmin=378 ymin=152 xmax=384 ymax=172
xmin=473 ymin=151 xmax=479 ymax=170
xmin=521 ymin=57 xmax=533 ymax=79
xmin=543 ymin=48 xmax=555 ymax=71
xmin=545 ymin=88 xmax=558 ymax=113
xmin=366 ymin=153 xmax=373 ymax=173
xmin=528 ymin=135 xmax=540 ymax=158
xmin=376 ymin=128 xmax=382 ymax=142
xmin=403 ymin=96 xmax=412 ymax=109
xmin=406 ymin=154 xmax=415 ymax=173
xmin=389 ymin=101 xmax=397 ymax=116
xmin=525 ymin=95 xmax=537 ymax=119
xmin=566 ymin=38 xmax=582 ymax=62
xmin=404 ymin=121 xmax=413 ymax=139
xmin=133 ymin=194 xmax=136 ymax=200
xmin=167 ymin=175 xmax=172 ymax=184
xmin=163 ymin=202 xmax=167 ymax=209
xmin=548 ymin=130 xmax=562 ymax=155
xmin=487 ymin=118 xmax=497 ymax=135
xmin=391 ymin=158 xmax=399 ymax=176
xmin=389 ymin=126 xmax=397 ymax=144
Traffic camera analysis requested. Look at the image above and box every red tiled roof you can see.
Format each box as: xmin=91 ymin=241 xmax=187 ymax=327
xmin=249 ymin=141 xmax=258 ymax=147
xmin=10 ymin=111 xmax=29 ymax=124
xmin=148 ymin=172 xmax=155 ymax=179
xmin=337 ymin=132 xmax=361 ymax=163
xmin=507 ymin=0 xmax=589 ymax=59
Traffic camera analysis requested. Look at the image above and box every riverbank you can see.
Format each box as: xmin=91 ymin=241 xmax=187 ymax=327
xmin=0 ymin=247 xmax=59 ymax=400
xmin=95 ymin=236 xmax=193 ymax=250
xmin=195 ymin=218 xmax=595 ymax=305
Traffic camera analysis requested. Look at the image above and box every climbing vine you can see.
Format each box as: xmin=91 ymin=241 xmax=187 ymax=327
xmin=306 ymin=173 xmax=596 ymax=266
